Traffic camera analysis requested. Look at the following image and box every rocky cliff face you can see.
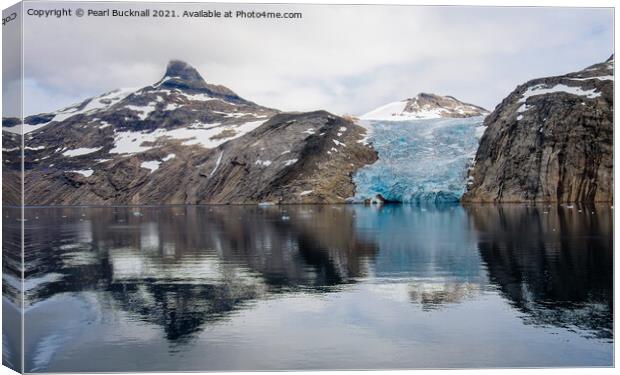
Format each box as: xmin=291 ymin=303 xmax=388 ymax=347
xmin=463 ymin=56 xmax=614 ymax=203
xmin=2 ymin=61 xmax=376 ymax=205
xmin=360 ymin=93 xmax=488 ymax=121
xmin=2 ymin=125 xmax=21 ymax=205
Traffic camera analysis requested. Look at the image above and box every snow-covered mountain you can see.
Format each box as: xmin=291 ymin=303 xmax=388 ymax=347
xmin=2 ymin=60 xmax=377 ymax=205
xmin=360 ymin=93 xmax=488 ymax=121
xmin=5 ymin=60 xmax=276 ymax=136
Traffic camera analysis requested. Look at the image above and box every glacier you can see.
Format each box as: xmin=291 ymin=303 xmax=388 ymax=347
xmin=353 ymin=116 xmax=486 ymax=203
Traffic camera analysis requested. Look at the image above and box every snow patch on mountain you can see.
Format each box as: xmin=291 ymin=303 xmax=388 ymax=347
xmin=255 ymin=159 xmax=272 ymax=167
xmin=80 ymin=88 xmax=136 ymax=113
xmin=179 ymin=92 xmax=221 ymax=102
xmin=520 ymin=83 xmax=601 ymax=101
xmin=109 ymin=119 xmax=267 ymax=154
xmin=570 ymin=75 xmax=614 ymax=82
xmin=141 ymin=160 xmax=162 ymax=173
xmin=62 ymin=147 xmax=103 ymax=157
xmin=125 ymin=103 xmax=158 ymax=120
xmin=208 ymin=152 xmax=224 ymax=177
xmin=67 ymin=169 xmax=94 ymax=177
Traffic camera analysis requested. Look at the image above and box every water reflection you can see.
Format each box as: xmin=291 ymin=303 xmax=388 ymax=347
xmin=466 ymin=204 xmax=613 ymax=340
xmin=18 ymin=206 xmax=378 ymax=341
xmin=2 ymin=207 xmax=23 ymax=372
xmin=353 ymin=204 xmax=488 ymax=310
xmin=2 ymin=203 xmax=612 ymax=370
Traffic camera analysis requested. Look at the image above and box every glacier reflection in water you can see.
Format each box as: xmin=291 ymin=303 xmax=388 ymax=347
xmin=354 ymin=117 xmax=485 ymax=203
xmin=2 ymin=204 xmax=613 ymax=371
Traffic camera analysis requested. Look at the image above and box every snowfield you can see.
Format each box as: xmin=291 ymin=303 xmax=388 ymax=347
xmin=109 ymin=120 xmax=267 ymax=154
xmin=67 ymin=169 xmax=94 ymax=177
xmin=62 ymin=147 xmax=103 ymax=157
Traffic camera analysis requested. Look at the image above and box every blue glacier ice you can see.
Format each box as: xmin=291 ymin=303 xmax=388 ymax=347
xmin=353 ymin=117 xmax=486 ymax=203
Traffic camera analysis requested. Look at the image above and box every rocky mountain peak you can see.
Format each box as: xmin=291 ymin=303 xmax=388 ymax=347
xmin=154 ymin=60 xmax=244 ymax=101
xmin=164 ymin=60 xmax=206 ymax=84
xmin=361 ymin=93 xmax=488 ymax=121
xmin=404 ymin=93 xmax=489 ymax=118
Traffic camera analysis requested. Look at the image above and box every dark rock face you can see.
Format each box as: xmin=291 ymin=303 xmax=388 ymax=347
xmin=2 ymin=130 xmax=21 ymax=205
xmin=199 ymin=111 xmax=377 ymax=204
xmin=463 ymin=56 xmax=613 ymax=203
xmin=3 ymin=60 xmax=376 ymax=205
xmin=164 ymin=60 xmax=205 ymax=83
xmin=155 ymin=60 xmax=246 ymax=103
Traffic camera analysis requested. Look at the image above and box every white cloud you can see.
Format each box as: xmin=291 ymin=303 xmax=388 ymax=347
xmin=16 ymin=3 xmax=613 ymax=116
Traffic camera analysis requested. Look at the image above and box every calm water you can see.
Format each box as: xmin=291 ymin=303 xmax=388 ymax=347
xmin=2 ymin=204 xmax=614 ymax=371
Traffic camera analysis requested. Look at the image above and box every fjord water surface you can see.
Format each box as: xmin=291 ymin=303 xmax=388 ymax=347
xmin=3 ymin=204 xmax=612 ymax=371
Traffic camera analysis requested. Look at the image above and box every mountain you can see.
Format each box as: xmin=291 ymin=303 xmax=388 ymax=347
xmin=360 ymin=93 xmax=489 ymax=121
xmin=2 ymin=60 xmax=377 ymax=205
xmin=1 ymin=125 xmax=21 ymax=205
xmin=462 ymin=56 xmax=614 ymax=203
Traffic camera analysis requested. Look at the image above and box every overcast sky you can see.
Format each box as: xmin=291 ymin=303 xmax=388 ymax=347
xmin=6 ymin=2 xmax=614 ymax=116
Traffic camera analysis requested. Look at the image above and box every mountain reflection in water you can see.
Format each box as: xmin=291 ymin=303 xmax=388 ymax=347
xmin=2 ymin=204 xmax=613 ymax=371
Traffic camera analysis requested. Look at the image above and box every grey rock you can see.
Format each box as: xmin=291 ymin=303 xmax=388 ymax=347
xmin=462 ymin=56 xmax=613 ymax=203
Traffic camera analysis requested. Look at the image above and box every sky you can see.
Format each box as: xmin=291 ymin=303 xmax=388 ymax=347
xmin=4 ymin=2 xmax=614 ymax=117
